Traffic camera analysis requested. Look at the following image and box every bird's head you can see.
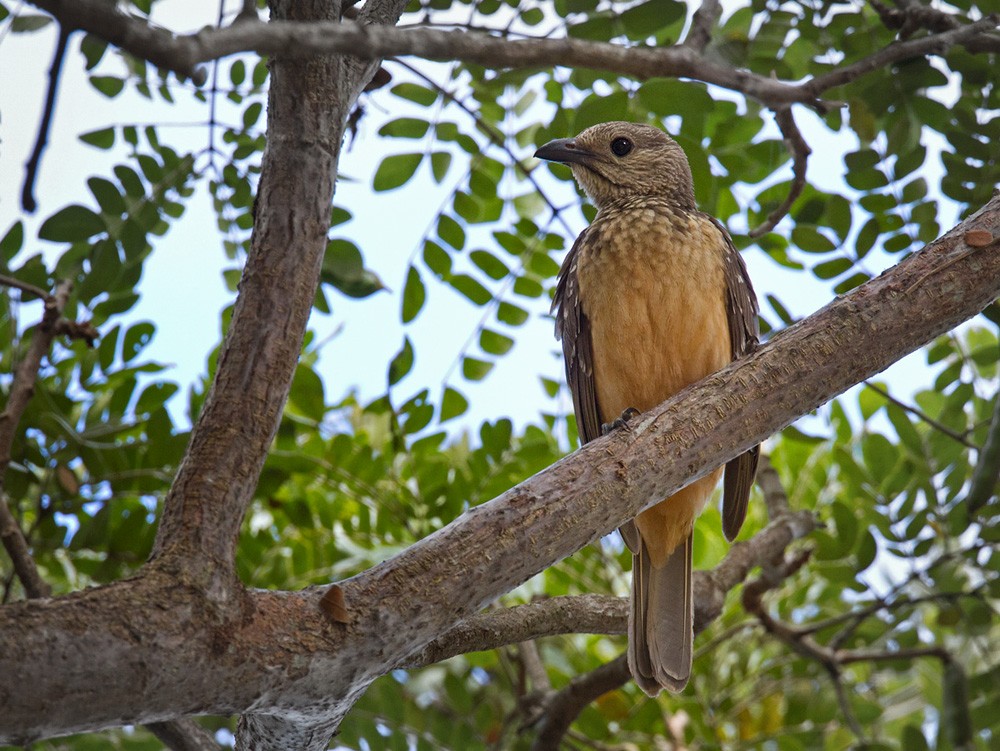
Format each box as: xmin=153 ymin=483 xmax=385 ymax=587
xmin=534 ymin=122 xmax=695 ymax=211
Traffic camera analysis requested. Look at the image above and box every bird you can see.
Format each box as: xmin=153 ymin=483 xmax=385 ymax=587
xmin=535 ymin=122 xmax=759 ymax=695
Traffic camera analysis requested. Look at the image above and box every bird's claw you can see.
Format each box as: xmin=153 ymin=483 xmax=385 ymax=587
xmin=602 ymin=407 xmax=641 ymax=436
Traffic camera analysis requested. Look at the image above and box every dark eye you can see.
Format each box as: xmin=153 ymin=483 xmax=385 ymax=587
xmin=610 ymin=137 xmax=633 ymax=157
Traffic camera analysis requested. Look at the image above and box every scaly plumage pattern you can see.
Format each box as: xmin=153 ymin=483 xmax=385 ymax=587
xmin=538 ymin=122 xmax=760 ymax=694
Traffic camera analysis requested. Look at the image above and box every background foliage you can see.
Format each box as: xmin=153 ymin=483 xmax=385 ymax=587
xmin=1 ymin=0 xmax=998 ymax=749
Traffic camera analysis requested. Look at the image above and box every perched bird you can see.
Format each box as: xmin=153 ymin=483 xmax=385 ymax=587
xmin=535 ymin=122 xmax=759 ymax=694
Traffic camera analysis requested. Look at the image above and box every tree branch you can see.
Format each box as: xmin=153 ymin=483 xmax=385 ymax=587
xmin=529 ymin=656 xmax=630 ymax=751
xmin=25 ymin=0 xmax=1000 ymax=110
xmin=683 ymin=0 xmax=722 ymax=53
xmin=864 ymin=380 xmax=976 ymax=448
xmin=749 ymin=106 xmax=811 ymax=237
xmin=0 ymin=280 xmax=74 ymax=600
xmin=21 ymin=22 xmax=72 ymax=213
xmin=1 ymin=195 xmax=999 ymax=749
xmin=403 ymin=506 xmax=818 ymax=670
xmin=146 ymin=718 xmax=221 ymax=751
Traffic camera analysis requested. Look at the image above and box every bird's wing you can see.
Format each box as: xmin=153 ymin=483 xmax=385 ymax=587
xmin=554 ymin=229 xmax=641 ymax=553
xmin=710 ymin=216 xmax=761 ymax=541
xmin=553 ymin=227 xmax=603 ymax=445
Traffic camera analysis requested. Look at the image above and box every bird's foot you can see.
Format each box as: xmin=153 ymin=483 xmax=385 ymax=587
xmin=602 ymin=407 xmax=641 ymax=436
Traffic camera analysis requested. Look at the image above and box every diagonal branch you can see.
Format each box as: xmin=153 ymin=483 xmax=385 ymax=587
xmin=1 ymin=153 xmax=999 ymax=751
xmin=529 ymin=655 xmax=630 ymax=751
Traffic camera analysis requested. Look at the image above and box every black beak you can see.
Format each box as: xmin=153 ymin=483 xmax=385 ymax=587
xmin=534 ymin=138 xmax=595 ymax=166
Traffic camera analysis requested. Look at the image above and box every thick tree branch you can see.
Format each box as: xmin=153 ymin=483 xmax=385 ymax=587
xmin=1 ymin=196 xmax=999 ymax=749
xmin=404 ymin=506 xmax=817 ymax=670
xmin=147 ymin=0 xmax=407 ymax=586
xmin=25 ymin=0 xmax=1000 ymax=110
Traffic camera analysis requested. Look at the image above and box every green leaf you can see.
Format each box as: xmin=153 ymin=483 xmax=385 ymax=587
xmin=813 ymin=258 xmax=852 ymax=279
xmin=479 ymin=329 xmax=514 ymax=356
xmin=791 ymin=225 xmax=836 ymax=253
xmin=437 ymin=214 xmax=465 ymax=250
xmin=621 ymin=0 xmax=685 ymax=38
xmin=90 ymin=75 xmax=125 ymax=98
xmin=450 ymin=274 xmax=492 ymax=306
xmin=373 ymin=153 xmax=422 ymax=192
xmin=80 ymin=127 xmax=116 ymax=150
xmin=388 ymin=337 xmax=414 ymax=386
xmin=422 ymin=240 xmax=452 ymax=278
xmin=440 ymin=386 xmax=469 ymax=422
xmin=88 ymin=177 xmax=126 ymax=216
xmin=322 ymin=239 xmax=385 ymax=299
xmin=11 ymin=14 xmax=51 ymax=32
xmin=290 ymin=365 xmax=326 ymax=417
xmin=497 ymin=301 xmax=529 ymax=326
xmin=462 ymin=356 xmax=493 ymax=381
xmin=39 ymin=205 xmax=106 ymax=242
xmin=401 ymin=266 xmax=426 ymax=323
xmin=470 ymin=250 xmax=509 ymax=281
xmin=430 ymin=152 xmax=452 ymax=183
xmin=0 ymin=221 xmax=24 ymax=263
xmin=379 ymin=118 xmax=431 ymax=139
xmin=122 ymin=322 xmax=155 ymax=362
xmin=941 ymin=661 xmax=973 ymax=749
xmin=391 ymin=83 xmax=438 ymax=106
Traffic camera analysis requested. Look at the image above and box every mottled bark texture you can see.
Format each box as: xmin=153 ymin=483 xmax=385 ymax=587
xmin=1 ymin=195 xmax=998 ymax=748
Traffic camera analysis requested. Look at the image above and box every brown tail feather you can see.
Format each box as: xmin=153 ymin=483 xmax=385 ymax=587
xmin=627 ymin=532 xmax=693 ymax=695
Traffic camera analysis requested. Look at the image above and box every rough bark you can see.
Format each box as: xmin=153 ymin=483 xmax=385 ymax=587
xmin=0 ymin=195 xmax=997 ymax=748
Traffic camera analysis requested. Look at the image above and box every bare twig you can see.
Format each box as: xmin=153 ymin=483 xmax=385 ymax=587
xmin=529 ymin=656 xmax=630 ymax=751
xmin=863 ymin=381 xmax=975 ymax=448
xmin=0 ymin=274 xmax=49 ymax=301
xmin=21 ymin=23 xmax=72 ymax=213
xmin=749 ymin=106 xmax=811 ymax=237
xmin=806 ymin=15 xmax=999 ymax=95
xmin=870 ymin=0 xmax=1000 ymax=52
xmin=390 ymin=58 xmax=575 ymax=237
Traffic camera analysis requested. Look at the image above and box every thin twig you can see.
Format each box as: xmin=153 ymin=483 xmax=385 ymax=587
xmin=390 ymin=57 xmax=575 ymax=238
xmin=863 ymin=381 xmax=975 ymax=448
xmin=0 ymin=281 xmax=73 ymax=599
xmin=0 ymin=273 xmax=50 ymax=301
xmin=21 ymin=22 xmax=72 ymax=213
xmin=749 ymin=106 xmax=811 ymax=237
